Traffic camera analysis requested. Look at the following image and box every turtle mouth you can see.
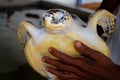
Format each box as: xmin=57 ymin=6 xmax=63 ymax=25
xmin=45 ymin=25 xmax=66 ymax=30
xmin=49 ymin=27 xmax=64 ymax=30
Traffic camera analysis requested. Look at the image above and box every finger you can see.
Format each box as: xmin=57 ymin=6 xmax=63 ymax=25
xmin=48 ymin=47 xmax=79 ymax=65
xmin=46 ymin=66 xmax=81 ymax=79
xmin=48 ymin=48 xmax=89 ymax=68
xmin=42 ymin=56 xmax=85 ymax=77
xmin=55 ymin=78 xmax=61 ymax=80
xmin=74 ymin=40 xmax=102 ymax=60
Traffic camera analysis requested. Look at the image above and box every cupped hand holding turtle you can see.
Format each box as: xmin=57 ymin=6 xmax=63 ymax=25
xmin=42 ymin=41 xmax=120 ymax=80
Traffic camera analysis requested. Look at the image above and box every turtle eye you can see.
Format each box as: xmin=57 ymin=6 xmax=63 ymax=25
xmin=47 ymin=14 xmax=50 ymax=17
xmin=44 ymin=14 xmax=47 ymax=18
xmin=61 ymin=16 xmax=64 ymax=20
xmin=60 ymin=16 xmax=65 ymax=22
xmin=44 ymin=14 xmax=51 ymax=18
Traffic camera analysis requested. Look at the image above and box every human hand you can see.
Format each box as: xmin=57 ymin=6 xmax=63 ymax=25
xmin=42 ymin=41 xmax=120 ymax=80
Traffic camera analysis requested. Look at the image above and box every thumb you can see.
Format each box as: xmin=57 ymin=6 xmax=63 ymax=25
xmin=74 ymin=40 xmax=91 ymax=54
xmin=74 ymin=40 xmax=101 ymax=60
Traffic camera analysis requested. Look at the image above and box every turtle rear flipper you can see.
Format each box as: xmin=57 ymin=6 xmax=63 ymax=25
xmin=88 ymin=9 xmax=115 ymax=42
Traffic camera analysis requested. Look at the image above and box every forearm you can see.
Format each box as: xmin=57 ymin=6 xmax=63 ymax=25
xmin=98 ymin=0 xmax=120 ymax=13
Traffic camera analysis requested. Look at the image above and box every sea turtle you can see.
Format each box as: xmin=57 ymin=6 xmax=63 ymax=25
xmin=18 ymin=9 xmax=114 ymax=80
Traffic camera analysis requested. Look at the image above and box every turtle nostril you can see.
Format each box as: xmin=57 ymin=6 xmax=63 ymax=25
xmin=53 ymin=19 xmax=59 ymax=24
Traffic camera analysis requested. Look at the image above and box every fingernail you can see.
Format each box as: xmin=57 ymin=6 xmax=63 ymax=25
xmin=46 ymin=67 xmax=49 ymax=71
xmin=75 ymin=41 xmax=81 ymax=47
xmin=48 ymin=48 xmax=52 ymax=53
xmin=41 ymin=57 xmax=46 ymax=62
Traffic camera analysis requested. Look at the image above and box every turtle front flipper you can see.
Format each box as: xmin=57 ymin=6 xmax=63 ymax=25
xmin=18 ymin=21 xmax=40 ymax=47
xmin=18 ymin=21 xmax=32 ymax=48
xmin=88 ymin=9 xmax=115 ymax=42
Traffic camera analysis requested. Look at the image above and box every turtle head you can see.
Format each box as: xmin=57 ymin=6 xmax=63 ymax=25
xmin=43 ymin=9 xmax=73 ymax=32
